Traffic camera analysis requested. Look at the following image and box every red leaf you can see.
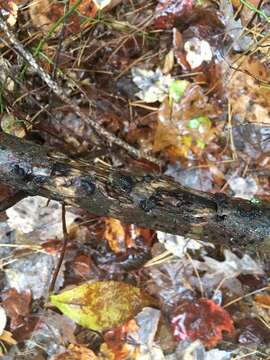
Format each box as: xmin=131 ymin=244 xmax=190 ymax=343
xmin=171 ymin=298 xmax=234 ymax=348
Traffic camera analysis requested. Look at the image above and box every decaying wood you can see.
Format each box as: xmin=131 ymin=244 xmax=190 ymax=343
xmin=1 ymin=132 xmax=270 ymax=250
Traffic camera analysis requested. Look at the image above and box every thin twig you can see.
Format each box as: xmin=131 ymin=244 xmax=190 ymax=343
xmin=0 ymin=16 xmax=162 ymax=167
xmin=49 ymin=204 xmax=69 ymax=293
xmin=245 ymin=0 xmax=264 ymax=29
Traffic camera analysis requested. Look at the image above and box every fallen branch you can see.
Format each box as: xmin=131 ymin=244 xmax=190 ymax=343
xmin=1 ymin=132 xmax=270 ymax=250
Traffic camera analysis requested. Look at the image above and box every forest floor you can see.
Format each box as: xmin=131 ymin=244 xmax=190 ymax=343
xmin=0 ymin=0 xmax=270 ymax=359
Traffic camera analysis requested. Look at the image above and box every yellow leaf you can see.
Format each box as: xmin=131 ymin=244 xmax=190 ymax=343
xmin=0 ymin=331 xmax=17 ymax=346
xmin=50 ymin=281 xmax=154 ymax=331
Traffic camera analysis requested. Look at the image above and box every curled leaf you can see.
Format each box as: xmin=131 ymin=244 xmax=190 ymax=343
xmin=50 ymin=281 xmax=154 ymax=331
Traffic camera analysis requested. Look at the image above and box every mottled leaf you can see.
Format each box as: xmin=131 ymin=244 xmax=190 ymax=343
xmin=50 ymin=281 xmax=154 ymax=331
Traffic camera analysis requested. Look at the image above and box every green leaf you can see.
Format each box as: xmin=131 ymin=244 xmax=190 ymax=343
xmin=50 ymin=281 xmax=155 ymax=331
xmin=188 ymin=116 xmax=211 ymax=129
xmin=169 ymin=80 xmax=189 ymax=104
xmin=196 ymin=138 xmax=205 ymax=149
xmin=250 ymin=197 xmax=261 ymax=205
xmin=188 ymin=118 xmax=200 ymax=129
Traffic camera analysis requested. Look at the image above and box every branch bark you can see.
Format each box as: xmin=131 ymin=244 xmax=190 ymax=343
xmin=1 ymin=132 xmax=270 ymax=250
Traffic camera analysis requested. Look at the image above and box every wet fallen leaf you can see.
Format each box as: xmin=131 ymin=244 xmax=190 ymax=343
xmin=2 ymin=288 xmax=31 ymax=330
xmin=228 ymin=175 xmax=259 ymax=199
xmin=104 ymin=218 xmax=126 ymax=253
xmin=29 ymin=0 xmax=81 ymax=34
xmin=184 ymin=37 xmax=212 ymax=69
xmin=227 ymin=55 xmax=270 ymax=125
xmin=103 ymin=319 xmax=140 ymax=359
xmin=6 ymin=196 xmax=76 ymax=242
xmin=70 ymin=253 xmax=94 ymax=280
xmin=154 ymin=84 xmax=219 ymax=161
xmin=171 ymin=298 xmax=234 ymax=348
xmin=237 ymin=317 xmax=270 ymax=345
xmin=220 ymin=0 xmax=251 ymax=51
xmin=103 ymin=218 xmax=153 ymax=254
xmin=50 ymin=281 xmax=155 ymax=331
xmin=131 ymin=67 xmax=172 ymax=103
xmin=52 ymin=344 xmax=97 ymax=360
xmin=5 ymin=252 xmax=65 ymax=300
xmin=157 ymin=231 xmax=208 ymax=257
xmin=192 ymin=249 xmax=264 ymax=295
xmin=154 ymin=0 xmax=194 ymax=29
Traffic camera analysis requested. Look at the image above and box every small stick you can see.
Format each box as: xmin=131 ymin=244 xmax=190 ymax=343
xmin=49 ymin=204 xmax=69 ymax=293
xmin=0 ymin=16 xmax=161 ymax=167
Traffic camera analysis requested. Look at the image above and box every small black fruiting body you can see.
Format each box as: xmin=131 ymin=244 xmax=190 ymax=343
xmin=140 ymin=197 xmax=157 ymax=212
xmin=78 ymin=177 xmax=96 ymax=194
xmin=113 ymin=174 xmax=134 ymax=193
xmin=11 ymin=164 xmax=32 ymax=181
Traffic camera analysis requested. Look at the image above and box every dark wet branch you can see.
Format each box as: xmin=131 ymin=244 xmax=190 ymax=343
xmin=1 ymin=132 xmax=270 ymax=250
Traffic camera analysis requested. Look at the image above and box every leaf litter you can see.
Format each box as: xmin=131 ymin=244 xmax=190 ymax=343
xmin=0 ymin=0 xmax=270 ymax=358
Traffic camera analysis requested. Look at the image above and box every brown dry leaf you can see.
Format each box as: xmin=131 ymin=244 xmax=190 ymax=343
xmin=255 ymin=293 xmax=270 ymax=307
xmin=227 ymin=55 xmax=270 ymax=125
xmin=0 ymin=0 xmax=18 ymax=26
xmin=30 ymin=0 xmax=122 ymax=33
xmin=29 ymin=0 xmax=53 ymax=31
xmin=70 ymin=0 xmax=98 ymax=18
xmin=53 ymin=344 xmax=97 ymax=360
xmin=70 ymin=0 xmax=122 ymax=16
xmin=2 ymin=288 xmax=31 ymax=322
xmin=29 ymin=0 xmax=81 ymax=34
xmin=163 ymin=49 xmax=174 ymax=74
xmin=252 ymin=294 xmax=270 ymax=334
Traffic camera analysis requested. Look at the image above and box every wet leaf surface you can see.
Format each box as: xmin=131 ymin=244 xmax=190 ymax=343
xmin=171 ymin=298 xmax=235 ymax=348
xmin=50 ymin=281 xmax=155 ymax=331
xmin=1 ymin=0 xmax=270 ymax=357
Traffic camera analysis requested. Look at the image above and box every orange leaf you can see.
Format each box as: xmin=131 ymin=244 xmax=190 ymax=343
xmin=255 ymin=294 xmax=270 ymax=307
xmin=104 ymin=218 xmax=126 ymax=253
